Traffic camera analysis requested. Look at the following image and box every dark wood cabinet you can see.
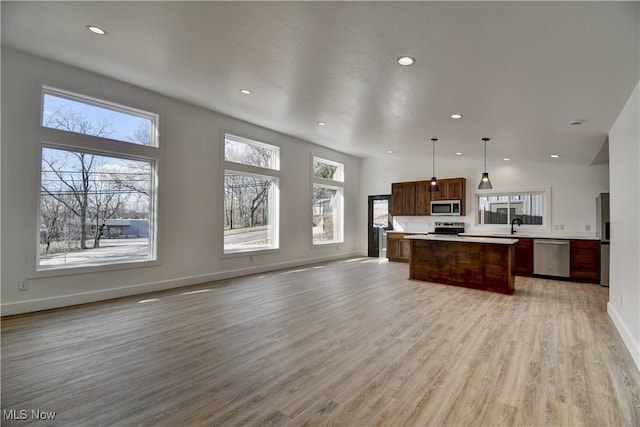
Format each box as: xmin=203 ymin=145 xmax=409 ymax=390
xmin=514 ymin=237 xmax=534 ymax=276
xmin=402 ymin=183 xmax=416 ymax=216
xmin=391 ymin=177 xmax=465 ymax=216
xmin=415 ymin=181 xmax=431 ymax=215
xmin=391 ymin=183 xmax=403 ymax=216
xmin=391 ymin=182 xmax=416 ymax=216
xmin=444 ymin=178 xmax=465 ymax=200
xmin=429 ymin=180 xmax=448 ymax=201
xmin=570 ymin=240 xmax=600 ymax=283
xmin=387 ymin=237 xmax=399 ymax=260
xmin=387 ymin=233 xmax=412 ymax=262
xmin=409 ymin=238 xmax=515 ymax=294
xmin=430 ymin=177 xmax=465 ymax=201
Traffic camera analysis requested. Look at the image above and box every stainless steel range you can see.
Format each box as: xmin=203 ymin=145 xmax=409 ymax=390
xmin=429 ymin=222 xmax=465 ymax=235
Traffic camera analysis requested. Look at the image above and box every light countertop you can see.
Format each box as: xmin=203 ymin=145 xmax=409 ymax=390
xmin=386 ymin=230 xmax=429 ymax=234
xmin=459 ymin=232 xmax=599 ymax=241
xmin=405 ymin=234 xmax=519 ymax=245
xmin=386 ymin=230 xmax=599 ymax=240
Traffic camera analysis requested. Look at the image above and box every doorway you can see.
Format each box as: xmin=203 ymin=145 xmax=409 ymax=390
xmin=368 ymin=195 xmax=392 ymax=257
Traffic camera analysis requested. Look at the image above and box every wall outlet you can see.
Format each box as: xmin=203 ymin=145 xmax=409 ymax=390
xmin=585 ymin=224 xmax=591 ymax=231
xmin=18 ymin=281 xmax=28 ymax=291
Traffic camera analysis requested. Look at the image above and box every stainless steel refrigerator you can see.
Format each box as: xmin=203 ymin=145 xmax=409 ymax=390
xmin=596 ymin=193 xmax=610 ymax=287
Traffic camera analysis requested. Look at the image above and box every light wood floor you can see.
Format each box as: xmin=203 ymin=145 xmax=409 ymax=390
xmin=2 ymin=258 xmax=640 ymax=426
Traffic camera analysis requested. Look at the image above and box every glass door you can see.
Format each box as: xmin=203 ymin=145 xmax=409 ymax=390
xmin=368 ymin=195 xmax=392 ymax=257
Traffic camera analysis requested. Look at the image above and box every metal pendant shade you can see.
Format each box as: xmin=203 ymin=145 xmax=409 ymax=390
xmin=478 ymin=137 xmax=493 ymax=189
xmin=428 ymin=138 xmax=440 ymax=192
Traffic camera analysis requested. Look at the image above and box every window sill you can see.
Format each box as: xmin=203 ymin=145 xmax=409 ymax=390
xmin=30 ymin=258 xmax=160 ymax=279
xmin=312 ymin=241 xmax=344 ymax=247
xmin=222 ymin=247 xmax=280 ymax=258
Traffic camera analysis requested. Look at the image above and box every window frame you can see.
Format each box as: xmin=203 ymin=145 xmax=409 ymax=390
xmin=42 ymin=86 xmax=159 ymax=147
xmin=31 ymin=86 xmax=160 ymax=277
xmin=223 ymin=132 xmax=280 ymax=255
xmin=475 ymin=187 xmax=551 ymax=232
xmin=224 ymin=133 xmax=280 ymax=171
xmin=311 ymin=156 xmax=345 ymax=245
xmin=312 ymin=156 xmax=344 ymax=182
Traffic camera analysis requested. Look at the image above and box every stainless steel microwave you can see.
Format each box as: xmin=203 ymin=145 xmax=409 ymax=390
xmin=430 ymin=200 xmax=461 ymax=216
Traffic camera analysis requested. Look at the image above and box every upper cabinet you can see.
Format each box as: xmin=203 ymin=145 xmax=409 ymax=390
xmin=391 ymin=182 xmax=417 ymax=216
xmin=430 ymin=177 xmax=465 ymax=201
xmin=415 ymin=181 xmax=432 ymax=216
xmin=391 ymin=177 xmax=466 ymax=216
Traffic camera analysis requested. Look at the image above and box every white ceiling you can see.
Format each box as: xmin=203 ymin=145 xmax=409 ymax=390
xmin=2 ymin=1 xmax=638 ymax=164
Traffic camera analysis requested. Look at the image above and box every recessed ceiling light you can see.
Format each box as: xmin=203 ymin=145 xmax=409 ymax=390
xmin=455 ymin=152 xmax=463 ymax=156
xmin=387 ymin=150 xmax=393 ymax=154
xmin=450 ymin=114 xmax=463 ymax=119
xmin=317 ymin=122 xmax=326 ymax=126
xmin=86 ymin=25 xmax=106 ymax=35
xmin=503 ymin=157 xmax=510 ymax=161
xmin=239 ymin=89 xmax=251 ymax=95
xmin=397 ymin=56 xmax=416 ymax=66
xmin=550 ymin=154 xmax=560 ymax=158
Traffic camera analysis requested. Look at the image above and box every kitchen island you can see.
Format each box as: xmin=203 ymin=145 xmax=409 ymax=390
xmin=406 ymin=235 xmax=518 ymax=294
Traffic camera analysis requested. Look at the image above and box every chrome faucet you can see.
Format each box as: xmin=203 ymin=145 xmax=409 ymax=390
xmin=511 ymin=218 xmax=523 ymax=234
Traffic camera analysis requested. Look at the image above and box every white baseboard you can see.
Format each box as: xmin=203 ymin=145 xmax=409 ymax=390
xmin=1 ymin=251 xmax=365 ymax=316
xmin=607 ymin=302 xmax=640 ymax=371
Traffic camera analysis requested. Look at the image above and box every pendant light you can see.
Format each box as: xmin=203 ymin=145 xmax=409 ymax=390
xmin=478 ymin=137 xmax=493 ymax=189
xmin=428 ymin=138 xmax=440 ymax=192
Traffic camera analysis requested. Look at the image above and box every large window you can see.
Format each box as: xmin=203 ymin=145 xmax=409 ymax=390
xmin=312 ymin=157 xmax=344 ymax=244
xmin=38 ymin=87 xmax=158 ymax=271
xmin=477 ymin=190 xmax=547 ymax=228
xmin=224 ymin=134 xmax=279 ymax=253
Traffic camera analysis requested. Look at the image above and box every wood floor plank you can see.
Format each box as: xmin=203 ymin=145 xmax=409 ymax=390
xmin=2 ymin=259 xmax=640 ymax=426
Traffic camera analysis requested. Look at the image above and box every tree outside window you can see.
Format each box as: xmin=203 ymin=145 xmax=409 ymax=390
xmin=224 ymin=134 xmax=279 ymax=253
xmin=38 ymin=87 xmax=157 ymax=270
xmin=40 ymin=147 xmax=152 ymax=268
xmin=312 ymin=157 xmax=344 ymax=244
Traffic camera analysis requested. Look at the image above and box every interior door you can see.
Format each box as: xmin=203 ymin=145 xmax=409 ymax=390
xmin=368 ymin=195 xmax=392 ymax=257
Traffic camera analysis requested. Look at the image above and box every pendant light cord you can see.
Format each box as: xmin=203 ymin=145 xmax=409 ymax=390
xmin=482 ymin=137 xmax=490 ymax=172
xmin=432 ymin=139 xmax=436 ymax=176
xmin=484 ymin=139 xmax=487 ymax=172
xmin=431 ymin=138 xmax=438 ymax=177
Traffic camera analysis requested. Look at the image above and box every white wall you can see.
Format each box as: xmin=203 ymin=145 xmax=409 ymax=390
xmin=608 ymin=81 xmax=640 ymax=369
xmin=0 ymin=48 xmax=361 ymax=315
xmin=359 ymin=155 xmax=609 ymax=236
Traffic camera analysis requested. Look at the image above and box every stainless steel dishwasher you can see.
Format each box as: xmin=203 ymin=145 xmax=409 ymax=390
xmin=533 ymin=239 xmax=570 ymax=278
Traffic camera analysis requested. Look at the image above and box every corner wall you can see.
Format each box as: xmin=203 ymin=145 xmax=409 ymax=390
xmin=608 ymin=81 xmax=640 ymax=369
xmin=1 ymin=48 xmax=362 ymax=315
